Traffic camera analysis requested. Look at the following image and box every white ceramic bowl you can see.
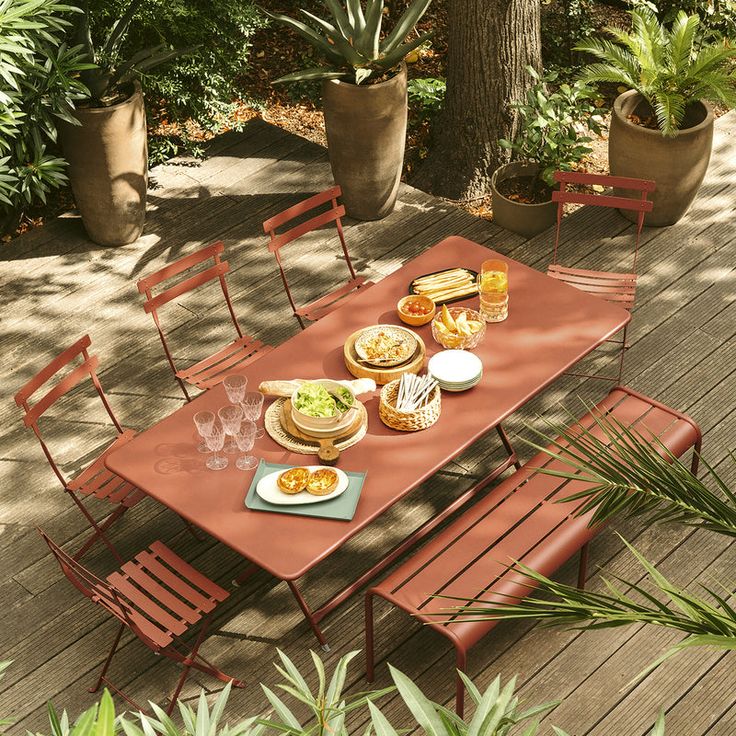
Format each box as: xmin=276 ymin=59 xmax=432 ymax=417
xmin=291 ymin=379 xmax=357 ymax=433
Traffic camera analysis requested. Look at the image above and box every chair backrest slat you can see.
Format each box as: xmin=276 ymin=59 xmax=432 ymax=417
xmin=22 ymin=355 xmax=100 ymax=428
xmin=262 ymin=186 xmax=342 ymax=233
xmin=136 ymin=242 xmax=225 ymax=293
xmin=551 ymin=190 xmax=654 ymax=213
xmin=15 ymin=337 xmax=123 ymax=485
xmin=554 ymin=171 xmax=656 ymax=192
xmin=267 ymin=206 xmax=346 ymax=253
xmin=14 ymin=335 xmax=91 ymax=407
xmin=136 ymin=242 xmax=244 ymax=397
xmin=551 ymin=170 xmax=656 ymax=273
xmin=142 ymin=261 xmax=230 ymax=314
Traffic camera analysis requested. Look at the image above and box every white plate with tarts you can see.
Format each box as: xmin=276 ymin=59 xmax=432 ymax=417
xmin=256 ymin=466 xmax=349 ymax=505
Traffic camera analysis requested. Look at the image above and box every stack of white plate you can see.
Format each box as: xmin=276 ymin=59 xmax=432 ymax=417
xmin=427 ymin=350 xmax=483 ymax=392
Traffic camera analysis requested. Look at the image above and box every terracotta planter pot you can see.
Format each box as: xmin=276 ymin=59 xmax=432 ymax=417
xmin=322 ymin=65 xmax=407 ymax=221
xmin=60 ymin=82 xmax=148 ymax=245
xmin=491 ymin=161 xmax=557 ymax=238
xmin=609 ymin=90 xmax=714 ymax=227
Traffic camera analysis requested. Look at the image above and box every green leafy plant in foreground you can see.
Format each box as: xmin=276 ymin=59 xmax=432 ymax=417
xmin=499 ymin=66 xmax=605 ymax=195
xmin=5 ymin=651 xmax=674 ymax=735
xmin=261 ymin=0 xmax=434 ymax=85
xmin=577 ymin=7 xmax=736 ymax=136
xmin=408 ymin=77 xmax=446 ymax=116
xmin=443 ymin=405 xmax=736 ymax=683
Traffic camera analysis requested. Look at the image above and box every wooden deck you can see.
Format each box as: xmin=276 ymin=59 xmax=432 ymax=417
xmin=1 ymin=114 xmax=734 ymax=735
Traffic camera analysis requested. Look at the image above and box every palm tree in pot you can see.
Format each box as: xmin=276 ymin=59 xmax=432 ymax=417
xmin=576 ymin=8 xmax=736 ymax=226
xmin=61 ymin=0 xmax=187 ymax=246
xmin=262 ymin=0 xmax=433 ymax=221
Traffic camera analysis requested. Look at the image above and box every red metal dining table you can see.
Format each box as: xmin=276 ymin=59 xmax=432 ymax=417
xmin=106 ymin=235 xmax=630 ymax=649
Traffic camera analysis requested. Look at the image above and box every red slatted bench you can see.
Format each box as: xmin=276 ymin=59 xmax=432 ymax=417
xmin=365 ymin=386 xmax=702 ymax=716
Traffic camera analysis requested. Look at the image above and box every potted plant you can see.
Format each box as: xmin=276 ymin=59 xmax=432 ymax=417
xmin=263 ymin=0 xmax=433 ymax=221
xmin=577 ymin=8 xmax=736 ymax=226
xmin=492 ymin=67 xmax=605 ymax=238
xmin=60 ymin=0 xmax=187 ymax=246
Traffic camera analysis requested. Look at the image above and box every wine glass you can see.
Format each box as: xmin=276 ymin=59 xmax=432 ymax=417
xmin=234 ymin=420 xmax=258 ymax=470
xmin=193 ymin=410 xmax=215 ymax=453
xmin=223 ymin=375 xmax=247 ymax=405
xmin=241 ymin=391 xmax=265 ymax=439
xmin=218 ymin=404 xmax=243 ymax=454
xmin=204 ymin=422 xmax=228 ymax=470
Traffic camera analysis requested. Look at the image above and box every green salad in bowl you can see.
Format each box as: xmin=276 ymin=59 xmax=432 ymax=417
xmin=291 ymin=380 xmax=357 ymax=433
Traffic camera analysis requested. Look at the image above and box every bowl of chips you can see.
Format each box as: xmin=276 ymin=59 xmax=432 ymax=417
xmin=431 ymin=305 xmax=486 ymax=350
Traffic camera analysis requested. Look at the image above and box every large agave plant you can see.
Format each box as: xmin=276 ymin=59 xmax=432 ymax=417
xmin=262 ymin=0 xmax=433 ymax=85
xmin=576 ymin=8 xmax=736 ymax=135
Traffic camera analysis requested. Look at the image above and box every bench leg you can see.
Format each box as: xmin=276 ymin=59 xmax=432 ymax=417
xmin=287 ymin=581 xmax=330 ymax=651
xmin=691 ymin=437 xmax=702 ymax=476
xmin=496 ymin=424 xmax=522 ymax=471
xmin=455 ymin=648 xmax=467 ymax=718
xmin=365 ymin=592 xmax=375 ymax=683
xmin=578 ymin=542 xmax=590 ymax=590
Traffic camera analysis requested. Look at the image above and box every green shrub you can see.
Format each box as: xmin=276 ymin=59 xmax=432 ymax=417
xmin=500 ymin=67 xmax=605 ymax=192
xmin=84 ymin=0 xmax=264 ymax=132
xmin=408 ymin=77 xmax=446 ymax=116
xmin=0 ymin=0 xmax=91 ymax=228
xmin=630 ymin=0 xmax=736 ymax=38
xmin=542 ymin=0 xmax=597 ymax=69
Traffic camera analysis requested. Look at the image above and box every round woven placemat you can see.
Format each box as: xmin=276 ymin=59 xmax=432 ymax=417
xmin=265 ymin=398 xmax=368 ymax=455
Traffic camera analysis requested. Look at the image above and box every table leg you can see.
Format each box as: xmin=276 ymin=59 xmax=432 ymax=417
xmin=287 ymin=581 xmax=330 ymax=651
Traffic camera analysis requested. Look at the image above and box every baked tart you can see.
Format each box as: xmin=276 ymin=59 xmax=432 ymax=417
xmin=306 ymin=468 xmax=339 ymax=496
xmin=277 ymin=467 xmax=310 ymax=495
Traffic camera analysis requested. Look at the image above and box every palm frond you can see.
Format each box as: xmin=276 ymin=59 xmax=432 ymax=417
xmin=518 ymin=404 xmax=736 ymax=538
xmin=668 ymin=11 xmax=699 ymax=76
xmin=435 ymin=537 xmax=736 ymax=682
xmin=653 ymin=91 xmax=687 ymax=135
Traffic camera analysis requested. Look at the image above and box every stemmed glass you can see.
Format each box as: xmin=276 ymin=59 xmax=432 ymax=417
xmin=234 ymin=420 xmax=258 ymax=470
xmin=218 ymin=404 xmax=243 ymax=454
xmin=193 ymin=410 xmax=215 ymax=453
xmin=241 ymin=391 xmax=265 ymax=439
xmin=223 ymin=375 xmax=247 ymax=405
xmin=204 ymin=421 xmax=228 ymax=470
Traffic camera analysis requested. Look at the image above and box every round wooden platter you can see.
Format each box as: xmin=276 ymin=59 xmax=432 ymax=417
xmin=280 ymin=399 xmax=368 ymax=465
xmin=343 ymin=329 xmax=426 ymax=385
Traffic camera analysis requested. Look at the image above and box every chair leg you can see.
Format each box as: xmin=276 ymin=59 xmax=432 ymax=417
xmin=89 ymin=623 xmax=125 ymax=693
xmin=691 ymin=437 xmax=702 ymax=476
xmin=288 ymin=581 xmax=330 ymax=651
xmin=365 ymin=593 xmax=375 ymax=683
xmin=455 ymin=648 xmax=467 ymax=718
xmin=72 ymin=496 xmax=125 ymax=564
xmin=616 ymin=324 xmax=628 ymax=384
xmin=577 ymin=542 xmax=590 ymax=590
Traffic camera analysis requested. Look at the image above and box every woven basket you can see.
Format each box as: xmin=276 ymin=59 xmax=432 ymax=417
xmin=379 ymin=379 xmax=441 ymax=432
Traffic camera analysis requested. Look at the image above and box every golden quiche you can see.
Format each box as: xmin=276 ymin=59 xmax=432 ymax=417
xmin=306 ymin=468 xmax=339 ymax=496
xmin=277 ymin=467 xmax=310 ymax=495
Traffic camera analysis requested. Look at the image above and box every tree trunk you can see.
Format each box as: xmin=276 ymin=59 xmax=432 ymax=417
xmin=412 ymin=0 xmax=541 ymax=201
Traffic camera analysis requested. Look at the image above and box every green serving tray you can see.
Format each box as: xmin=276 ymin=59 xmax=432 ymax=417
xmin=245 ymin=460 xmax=366 ymax=521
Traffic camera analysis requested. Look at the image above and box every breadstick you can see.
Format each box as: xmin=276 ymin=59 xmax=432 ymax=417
xmin=414 ymin=276 xmax=473 ymax=292
xmin=413 ymin=270 xmax=470 ymax=286
xmin=424 ymin=284 xmax=478 ymax=302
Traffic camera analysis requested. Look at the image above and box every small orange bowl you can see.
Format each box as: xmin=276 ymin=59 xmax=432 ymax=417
xmin=397 ymin=295 xmax=436 ymax=326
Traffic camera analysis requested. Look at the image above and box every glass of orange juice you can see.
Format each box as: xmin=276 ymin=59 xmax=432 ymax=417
xmin=478 ymin=259 xmax=508 ymax=322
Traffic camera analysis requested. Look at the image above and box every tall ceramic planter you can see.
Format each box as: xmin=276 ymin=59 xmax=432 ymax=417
xmin=60 ymin=81 xmax=148 ymax=245
xmin=609 ymin=90 xmax=714 ymax=227
xmin=491 ymin=161 xmax=557 ymax=238
xmin=322 ymin=65 xmax=407 ymax=221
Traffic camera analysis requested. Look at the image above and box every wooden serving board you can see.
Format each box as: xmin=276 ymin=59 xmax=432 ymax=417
xmin=280 ymin=399 xmax=368 ymax=465
xmin=343 ymin=329 xmax=426 ymax=385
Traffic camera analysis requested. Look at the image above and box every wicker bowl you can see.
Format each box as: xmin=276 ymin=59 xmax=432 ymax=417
xmin=431 ymin=307 xmax=486 ymax=350
xmin=379 ymin=378 xmax=441 ymax=432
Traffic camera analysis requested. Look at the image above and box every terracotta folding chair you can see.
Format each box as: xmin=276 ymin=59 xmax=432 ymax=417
xmin=40 ymin=530 xmax=244 ymax=713
xmin=137 ymin=241 xmax=272 ymax=401
xmin=15 ymin=336 xmax=146 ymax=564
xmin=547 ymin=171 xmax=655 ymax=382
xmin=262 ymin=186 xmax=373 ymax=328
